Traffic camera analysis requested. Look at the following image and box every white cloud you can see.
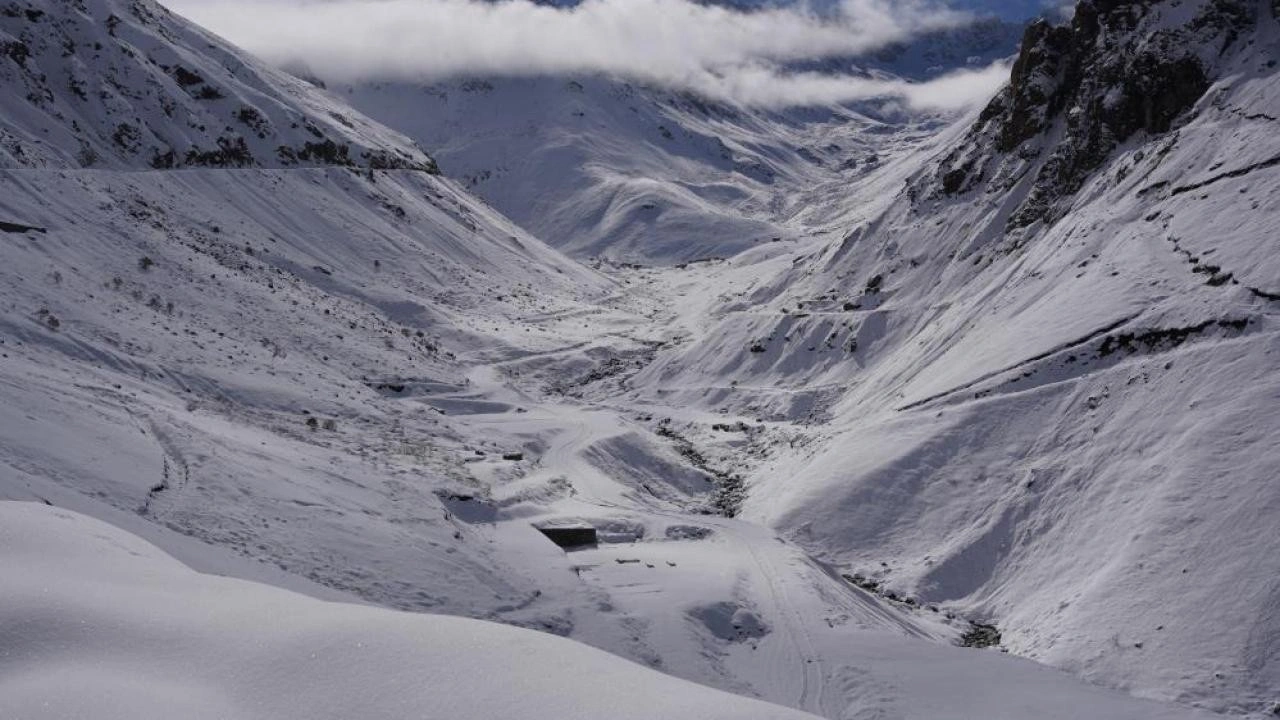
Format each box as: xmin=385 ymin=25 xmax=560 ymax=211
xmin=163 ymin=0 xmax=1010 ymax=110
xmin=691 ymin=61 xmax=1011 ymax=110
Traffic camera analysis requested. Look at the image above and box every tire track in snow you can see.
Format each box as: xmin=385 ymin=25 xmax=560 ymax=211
xmin=737 ymin=527 xmax=826 ymax=714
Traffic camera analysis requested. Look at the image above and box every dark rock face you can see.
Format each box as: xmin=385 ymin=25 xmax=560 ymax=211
xmin=536 ymin=526 xmax=597 ymax=549
xmin=929 ymin=0 xmax=1257 ymax=229
xmin=992 ymin=19 xmax=1073 ymax=154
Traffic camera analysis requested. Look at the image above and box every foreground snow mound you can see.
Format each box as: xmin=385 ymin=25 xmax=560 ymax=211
xmin=0 ymin=501 xmax=820 ymax=720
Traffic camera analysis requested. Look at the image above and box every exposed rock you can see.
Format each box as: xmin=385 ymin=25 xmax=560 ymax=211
xmin=928 ymin=0 xmax=1257 ymax=228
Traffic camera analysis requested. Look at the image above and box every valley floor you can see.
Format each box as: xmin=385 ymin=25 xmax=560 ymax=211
xmin=0 ymin=245 xmax=1228 ymax=719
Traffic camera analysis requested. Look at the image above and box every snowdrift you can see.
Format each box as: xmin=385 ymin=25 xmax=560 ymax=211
xmin=0 ymin=501 xmax=822 ymax=720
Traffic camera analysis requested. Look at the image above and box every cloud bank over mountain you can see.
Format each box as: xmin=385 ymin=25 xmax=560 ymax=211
xmin=162 ymin=0 xmax=1011 ymax=109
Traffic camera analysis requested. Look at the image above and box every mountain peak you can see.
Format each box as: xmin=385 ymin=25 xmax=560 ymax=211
xmin=0 ymin=0 xmax=437 ymax=171
xmin=928 ymin=0 xmax=1261 ymax=227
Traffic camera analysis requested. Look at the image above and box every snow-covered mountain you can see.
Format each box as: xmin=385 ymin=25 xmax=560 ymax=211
xmin=0 ymin=0 xmax=436 ymax=171
xmin=0 ymin=0 xmax=616 ymax=632
xmin=631 ymin=0 xmax=1280 ymax=713
xmin=331 ymin=19 xmax=1023 ymax=265
xmin=337 ymin=75 xmax=918 ymax=264
xmin=2 ymin=0 xmax=1278 ymax=718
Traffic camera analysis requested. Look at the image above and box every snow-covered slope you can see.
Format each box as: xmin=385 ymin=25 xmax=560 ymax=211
xmin=338 ymin=75 xmax=918 ymax=264
xmin=628 ymin=0 xmax=1280 ymax=713
xmin=0 ymin=501 xmax=824 ymax=720
xmin=0 ymin=0 xmax=434 ymax=171
xmin=0 ymin=0 xmax=616 ymax=622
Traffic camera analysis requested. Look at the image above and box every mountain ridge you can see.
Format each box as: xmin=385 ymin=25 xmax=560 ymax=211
xmin=0 ymin=0 xmax=435 ymax=171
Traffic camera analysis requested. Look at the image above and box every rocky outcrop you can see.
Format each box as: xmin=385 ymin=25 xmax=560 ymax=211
xmin=928 ymin=0 xmax=1258 ymax=229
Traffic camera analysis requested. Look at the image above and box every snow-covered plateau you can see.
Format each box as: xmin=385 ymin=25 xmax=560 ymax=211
xmin=1 ymin=0 xmax=1277 ymax=718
